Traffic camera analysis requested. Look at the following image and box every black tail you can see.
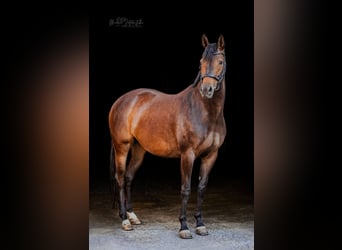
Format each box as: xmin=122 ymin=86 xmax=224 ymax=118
xmin=109 ymin=143 xmax=118 ymax=209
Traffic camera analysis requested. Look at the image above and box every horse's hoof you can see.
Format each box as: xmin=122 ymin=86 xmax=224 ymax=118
xmin=122 ymin=219 xmax=133 ymax=231
xmin=179 ymin=229 xmax=193 ymax=239
xmin=127 ymin=211 xmax=142 ymax=225
xmin=196 ymin=226 xmax=209 ymax=236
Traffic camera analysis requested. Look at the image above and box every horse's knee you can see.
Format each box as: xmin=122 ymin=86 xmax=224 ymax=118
xmin=125 ymin=174 xmax=133 ymax=182
xmin=198 ymin=184 xmax=207 ymax=194
xmin=181 ymin=186 xmax=191 ymax=197
xmin=198 ymin=177 xmax=209 ymax=191
xmin=125 ymin=175 xmax=133 ymax=188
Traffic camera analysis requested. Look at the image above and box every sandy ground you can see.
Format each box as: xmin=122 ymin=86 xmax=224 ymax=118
xmin=89 ymin=180 xmax=254 ymax=250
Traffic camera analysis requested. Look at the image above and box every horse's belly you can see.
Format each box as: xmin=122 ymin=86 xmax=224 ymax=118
xmin=133 ymin=122 xmax=180 ymax=158
xmin=139 ymin=138 xmax=180 ymax=158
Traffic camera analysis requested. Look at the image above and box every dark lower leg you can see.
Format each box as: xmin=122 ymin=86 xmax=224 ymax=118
xmin=179 ymin=186 xmax=191 ymax=231
xmin=113 ymin=142 xmax=131 ymax=227
xmin=118 ymin=184 xmax=127 ymax=220
xmin=125 ymin=142 xmax=145 ymax=213
xmin=125 ymin=176 xmax=133 ymax=212
xmin=115 ymin=167 xmax=128 ymax=220
xmin=194 ymin=189 xmax=205 ymax=227
xmin=116 ymin=164 xmax=128 ymax=221
xmin=195 ymin=175 xmax=209 ymax=227
xmin=194 ymin=152 xmax=217 ymax=229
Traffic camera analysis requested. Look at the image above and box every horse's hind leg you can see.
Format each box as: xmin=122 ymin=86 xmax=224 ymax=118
xmin=113 ymin=142 xmax=132 ymax=231
xmin=125 ymin=141 xmax=145 ymax=225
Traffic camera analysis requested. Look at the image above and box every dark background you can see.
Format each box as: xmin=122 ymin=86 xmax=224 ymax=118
xmin=89 ymin=7 xmax=254 ymax=191
xmin=1 ymin=3 xmax=327 ymax=250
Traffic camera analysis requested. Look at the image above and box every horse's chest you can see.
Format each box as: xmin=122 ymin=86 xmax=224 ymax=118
xmin=197 ymin=131 xmax=221 ymax=153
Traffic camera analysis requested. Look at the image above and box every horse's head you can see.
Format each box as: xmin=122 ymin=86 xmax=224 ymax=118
xmin=199 ymin=34 xmax=226 ymax=99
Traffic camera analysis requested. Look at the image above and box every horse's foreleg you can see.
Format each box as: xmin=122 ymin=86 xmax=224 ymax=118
xmin=179 ymin=150 xmax=195 ymax=239
xmin=194 ymin=151 xmax=218 ymax=236
xmin=114 ymin=143 xmax=132 ymax=231
xmin=125 ymin=142 xmax=145 ymax=225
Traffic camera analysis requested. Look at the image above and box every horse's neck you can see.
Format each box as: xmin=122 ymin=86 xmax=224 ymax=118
xmin=205 ymin=82 xmax=225 ymax=118
xmin=189 ymin=80 xmax=226 ymax=120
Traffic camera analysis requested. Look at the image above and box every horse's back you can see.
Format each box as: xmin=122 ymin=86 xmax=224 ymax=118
xmin=109 ymin=88 xmax=172 ymax=141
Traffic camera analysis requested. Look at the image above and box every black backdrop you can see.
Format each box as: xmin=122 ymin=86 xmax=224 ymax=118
xmin=1 ymin=5 xmax=326 ymax=250
xmin=89 ymin=6 xmax=253 ymax=190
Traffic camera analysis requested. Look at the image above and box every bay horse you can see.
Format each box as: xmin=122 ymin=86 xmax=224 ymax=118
xmin=109 ymin=34 xmax=227 ymax=239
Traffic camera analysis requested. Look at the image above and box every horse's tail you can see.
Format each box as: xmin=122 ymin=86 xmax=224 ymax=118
xmin=109 ymin=142 xmax=118 ymax=210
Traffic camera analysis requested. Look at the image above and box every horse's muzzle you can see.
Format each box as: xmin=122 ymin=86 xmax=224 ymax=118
xmin=200 ymin=84 xmax=215 ymax=98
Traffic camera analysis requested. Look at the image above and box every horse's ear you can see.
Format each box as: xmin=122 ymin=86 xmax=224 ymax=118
xmin=202 ymin=34 xmax=209 ymax=48
xmin=218 ymin=34 xmax=225 ymax=51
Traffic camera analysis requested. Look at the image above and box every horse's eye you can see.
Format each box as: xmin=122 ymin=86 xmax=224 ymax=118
xmin=218 ymin=60 xmax=223 ymax=65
